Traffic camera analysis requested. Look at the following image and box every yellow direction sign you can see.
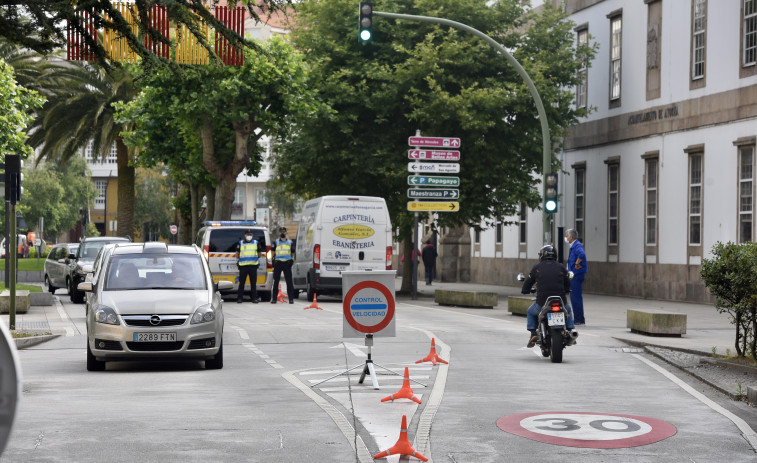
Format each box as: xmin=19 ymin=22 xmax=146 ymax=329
xmin=407 ymin=201 xmax=460 ymax=212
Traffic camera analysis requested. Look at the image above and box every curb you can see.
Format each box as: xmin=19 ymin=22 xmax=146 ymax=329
xmin=14 ymin=334 xmax=60 ymax=350
xmin=614 ymin=336 xmax=754 ymax=401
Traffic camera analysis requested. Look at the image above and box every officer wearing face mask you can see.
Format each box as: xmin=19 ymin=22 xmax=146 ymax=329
xmin=271 ymin=227 xmax=295 ymax=304
xmin=235 ymin=229 xmax=260 ymax=303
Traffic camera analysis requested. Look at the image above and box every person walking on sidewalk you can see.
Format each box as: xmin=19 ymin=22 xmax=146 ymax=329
xmin=421 ymin=239 xmax=437 ymax=285
xmin=521 ymin=245 xmax=576 ymax=347
xmin=565 ymin=228 xmax=588 ymax=325
xmin=271 ymin=227 xmax=295 ymax=304
xmin=235 ymin=229 xmax=260 ymax=303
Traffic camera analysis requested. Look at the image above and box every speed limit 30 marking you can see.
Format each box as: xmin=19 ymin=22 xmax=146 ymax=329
xmin=497 ymin=412 xmax=676 ymax=448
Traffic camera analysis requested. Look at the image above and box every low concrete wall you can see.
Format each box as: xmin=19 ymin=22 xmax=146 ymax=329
xmin=0 ymin=290 xmax=30 ymax=314
xmin=508 ymin=296 xmax=532 ymax=316
xmin=435 ymin=290 xmax=498 ymax=309
xmin=0 ymin=270 xmax=45 ymax=283
xmin=627 ymin=308 xmax=687 ymax=336
xmin=29 ymin=292 xmax=54 ymax=306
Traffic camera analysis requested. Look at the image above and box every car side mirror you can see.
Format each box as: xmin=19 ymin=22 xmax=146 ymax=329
xmin=82 ymin=264 xmax=94 ymax=274
xmin=216 ymin=281 xmax=233 ymax=292
xmin=77 ymin=282 xmax=93 ymax=292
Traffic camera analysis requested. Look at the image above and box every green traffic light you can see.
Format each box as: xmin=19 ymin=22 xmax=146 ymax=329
xmin=545 ymin=199 xmax=557 ymax=213
xmin=360 ymin=29 xmax=371 ymax=41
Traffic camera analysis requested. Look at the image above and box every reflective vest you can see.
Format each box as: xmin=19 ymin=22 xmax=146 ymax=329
xmin=274 ymin=239 xmax=292 ymax=261
xmin=238 ymin=240 xmax=259 ymax=266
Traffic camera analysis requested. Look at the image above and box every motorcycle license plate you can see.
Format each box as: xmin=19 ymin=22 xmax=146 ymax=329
xmin=547 ymin=312 xmax=565 ymax=326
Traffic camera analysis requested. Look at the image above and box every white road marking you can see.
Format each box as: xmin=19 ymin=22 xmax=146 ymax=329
xmin=54 ymin=297 xmax=77 ymax=336
xmin=633 ymin=353 xmax=757 ymax=451
xmin=330 ymin=342 xmax=367 ymax=358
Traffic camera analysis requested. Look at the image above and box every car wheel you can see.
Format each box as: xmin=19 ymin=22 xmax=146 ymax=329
xmin=306 ymin=279 xmax=315 ymax=302
xmin=45 ymin=275 xmax=56 ymax=294
xmin=206 ymin=342 xmax=223 ymax=370
xmin=86 ymin=341 xmax=106 ymax=372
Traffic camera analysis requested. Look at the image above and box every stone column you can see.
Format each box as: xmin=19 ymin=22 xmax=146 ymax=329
xmin=439 ymin=225 xmax=471 ymax=282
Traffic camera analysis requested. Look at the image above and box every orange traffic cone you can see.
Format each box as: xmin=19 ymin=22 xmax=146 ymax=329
xmin=276 ymin=284 xmax=288 ymax=303
xmin=381 ymin=367 xmax=421 ymax=404
xmin=304 ymin=293 xmax=323 ymax=310
xmin=373 ymin=415 xmax=428 ymax=462
xmin=415 ymin=338 xmax=448 ymax=365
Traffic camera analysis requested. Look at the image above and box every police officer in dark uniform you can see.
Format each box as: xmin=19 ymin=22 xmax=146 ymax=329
xmin=235 ymin=229 xmax=260 ymax=303
xmin=521 ymin=245 xmax=576 ymax=347
xmin=271 ymin=227 xmax=294 ymax=304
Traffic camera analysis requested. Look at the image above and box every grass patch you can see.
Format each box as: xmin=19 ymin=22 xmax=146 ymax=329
xmin=0 ymin=284 xmax=42 ymax=293
xmin=11 ymin=331 xmax=51 ymax=338
xmin=0 ymin=258 xmax=46 ymax=272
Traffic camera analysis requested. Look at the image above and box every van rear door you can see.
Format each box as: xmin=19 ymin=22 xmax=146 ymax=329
xmin=321 ymin=197 xmax=388 ymax=277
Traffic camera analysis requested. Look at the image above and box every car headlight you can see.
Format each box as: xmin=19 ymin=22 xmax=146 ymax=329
xmin=191 ymin=304 xmax=215 ymax=324
xmin=94 ymin=306 xmax=120 ymax=325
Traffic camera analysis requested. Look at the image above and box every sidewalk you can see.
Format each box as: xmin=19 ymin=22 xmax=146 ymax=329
xmin=401 ymin=278 xmax=736 ymax=357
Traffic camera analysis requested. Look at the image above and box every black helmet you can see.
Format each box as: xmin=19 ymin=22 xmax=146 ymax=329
xmin=538 ymin=245 xmax=556 ymax=262
xmin=244 ymin=229 xmax=253 ymax=235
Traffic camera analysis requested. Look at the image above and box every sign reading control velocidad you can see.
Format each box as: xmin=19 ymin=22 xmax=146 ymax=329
xmin=342 ymin=270 xmax=396 ymax=338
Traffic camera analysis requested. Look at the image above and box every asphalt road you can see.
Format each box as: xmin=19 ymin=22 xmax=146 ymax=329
xmin=2 ymin=293 xmax=756 ymax=462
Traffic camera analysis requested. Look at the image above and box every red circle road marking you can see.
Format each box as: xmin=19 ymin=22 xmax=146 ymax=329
xmin=497 ymin=412 xmax=676 ymax=448
xmin=342 ymin=280 xmax=395 ymax=334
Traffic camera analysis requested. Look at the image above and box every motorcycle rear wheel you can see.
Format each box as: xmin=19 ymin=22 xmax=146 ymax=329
xmin=550 ymin=330 xmax=564 ymax=363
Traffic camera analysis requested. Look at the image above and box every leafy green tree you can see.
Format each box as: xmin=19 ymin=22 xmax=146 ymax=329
xmin=701 ymin=241 xmax=757 ymax=359
xmin=25 ymin=61 xmax=139 ymax=238
xmin=16 ymin=156 xmax=97 ymax=241
xmin=119 ymin=37 xmax=319 ymax=222
xmin=0 ymin=57 xmax=43 ymax=158
xmin=274 ymin=0 xmax=596 ymax=289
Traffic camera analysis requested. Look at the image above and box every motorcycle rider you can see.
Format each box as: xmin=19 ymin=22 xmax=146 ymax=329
xmin=521 ymin=244 xmax=576 ymax=348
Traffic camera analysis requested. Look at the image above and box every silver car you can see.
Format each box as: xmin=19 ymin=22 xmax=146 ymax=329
xmin=79 ymin=242 xmax=232 ymax=371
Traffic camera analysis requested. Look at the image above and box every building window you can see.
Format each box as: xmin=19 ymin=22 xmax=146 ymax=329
xmin=576 ymin=27 xmax=589 ymax=109
xmin=688 ymin=153 xmax=703 ymax=246
xmin=692 ymin=0 xmax=707 ymax=80
xmin=255 ymin=189 xmax=267 ymax=207
xmin=739 ymin=146 xmax=754 ymax=243
xmin=496 ymin=218 xmax=503 ymax=244
xmin=519 ymin=204 xmax=527 ymax=245
xmin=744 ymin=0 xmax=757 ymax=67
xmin=232 ymin=188 xmax=244 ymax=214
xmin=94 ymin=180 xmax=107 ymax=210
xmin=575 ymin=167 xmax=585 ymax=241
xmin=84 ymin=141 xmax=117 ymax=164
xmin=608 ymin=163 xmax=619 ymax=246
xmin=645 ymin=159 xmax=658 ymax=246
xmin=474 ymin=228 xmax=481 ymax=244
xmin=609 ymin=14 xmax=622 ymax=101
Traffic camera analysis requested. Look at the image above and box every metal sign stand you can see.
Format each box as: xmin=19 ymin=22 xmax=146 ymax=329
xmin=311 ymin=335 xmax=426 ymax=390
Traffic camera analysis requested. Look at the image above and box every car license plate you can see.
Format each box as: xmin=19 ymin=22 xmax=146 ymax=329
xmin=225 ymin=264 xmax=237 ymax=271
xmin=325 ymin=264 xmax=347 ymax=272
xmin=547 ymin=312 xmax=565 ymax=326
xmin=133 ymin=332 xmax=176 ymax=342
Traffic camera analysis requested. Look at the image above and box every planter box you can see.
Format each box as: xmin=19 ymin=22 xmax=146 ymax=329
xmin=435 ymin=290 xmax=498 ymax=309
xmin=0 ymin=290 xmax=30 ymax=314
xmin=627 ymin=308 xmax=686 ymax=336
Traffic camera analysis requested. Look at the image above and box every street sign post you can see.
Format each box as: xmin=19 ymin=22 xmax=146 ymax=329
xmin=408 ymin=136 xmax=461 ymax=148
xmin=407 ymin=201 xmax=460 ymax=212
xmin=407 ymin=175 xmax=460 ymax=186
xmin=408 ymin=162 xmax=460 ymax=174
xmin=408 ymin=149 xmax=460 ymax=160
xmin=407 ymin=189 xmax=459 ymax=199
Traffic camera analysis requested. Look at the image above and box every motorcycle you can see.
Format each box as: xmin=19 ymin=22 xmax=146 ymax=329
xmin=517 ymin=273 xmax=578 ymax=363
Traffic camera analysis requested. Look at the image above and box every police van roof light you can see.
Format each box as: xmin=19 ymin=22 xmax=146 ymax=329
xmin=204 ymin=220 xmax=257 ymax=227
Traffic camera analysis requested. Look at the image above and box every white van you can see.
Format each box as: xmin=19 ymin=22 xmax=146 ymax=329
xmin=293 ymin=196 xmax=392 ymax=301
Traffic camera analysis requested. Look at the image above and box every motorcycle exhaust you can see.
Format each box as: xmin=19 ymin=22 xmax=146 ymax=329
xmin=569 ymin=330 xmax=579 ymax=339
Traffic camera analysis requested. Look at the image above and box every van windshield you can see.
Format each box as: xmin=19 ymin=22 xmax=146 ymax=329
xmin=208 ymin=229 xmax=267 ymax=253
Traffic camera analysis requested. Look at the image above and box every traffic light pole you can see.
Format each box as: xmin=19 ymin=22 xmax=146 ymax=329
xmin=8 ymin=201 xmax=16 ymax=330
xmin=373 ymin=11 xmax=554 ymax=243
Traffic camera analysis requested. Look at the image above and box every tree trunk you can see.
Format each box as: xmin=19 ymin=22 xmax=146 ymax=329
xmin=736 ymin=312 xmax=745 ymax=357
xmin=190 ymin=183 xmax=198 ymax=236
xmin=751 ymin=307 xmax=757 ymax=360
xmin=399 ymin=239 xmax=416 ymax=295
xmin=115 ymin=136 xmax=135 ymax=239
xmin=214 ymin=174 xmax=236 ymax=220
xmin=205 ymin=186 xmax=216 ymax=223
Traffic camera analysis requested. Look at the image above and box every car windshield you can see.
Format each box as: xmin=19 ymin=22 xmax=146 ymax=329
xmin=105 ymin=254 xmax=207 ymax=291
xmin=79 ymin=242 xmax=108 ymax=260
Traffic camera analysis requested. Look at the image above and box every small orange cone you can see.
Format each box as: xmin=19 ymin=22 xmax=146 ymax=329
xmin=304 ymin=293 xmax=323 ymax=310
xmin=381 ymin=367 xmax=421 ymax=404
xmin=415 ymin=338 xmax=448 ymax=365
xmin=276 ymin=284 xmax=288 ymax=303
xmin=373 ymin=415 xmax=428 ymax=462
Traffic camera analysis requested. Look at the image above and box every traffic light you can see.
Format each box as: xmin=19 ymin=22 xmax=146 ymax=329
xmin=5 ymin=155 xmax=22 ymax=205
xmin=358 ymin=2 xmax=373 ymax=43
xmin=544 ymin=172 xmax=558 ymax=213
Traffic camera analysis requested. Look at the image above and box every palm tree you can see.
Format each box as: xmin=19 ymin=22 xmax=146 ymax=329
xmin=25 ymin=60 xmax=138 ymax=238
